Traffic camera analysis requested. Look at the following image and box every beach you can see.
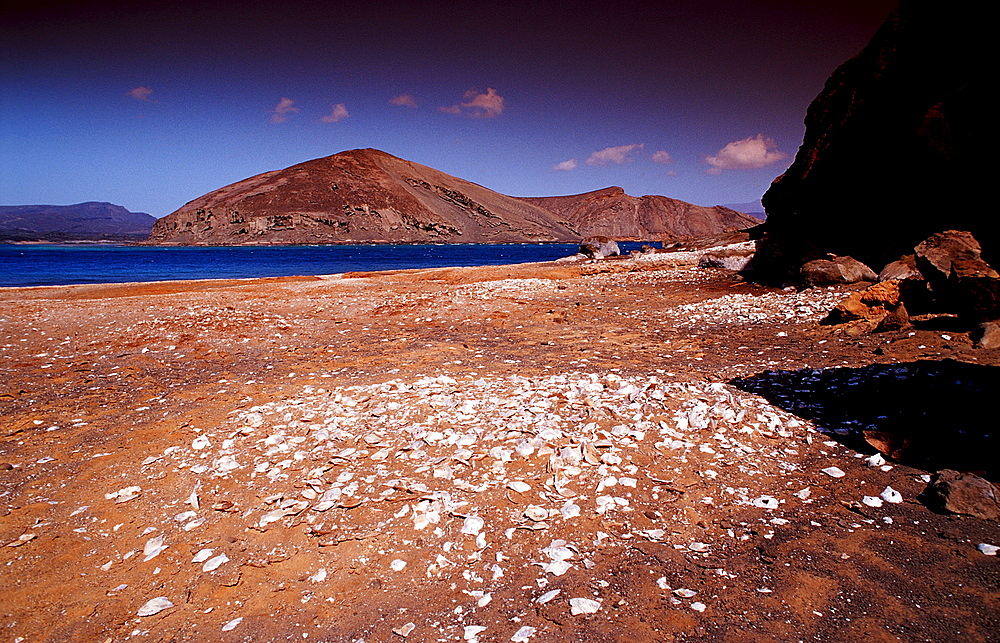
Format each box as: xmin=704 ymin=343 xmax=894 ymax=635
xmin=1 ymin=251 xmax=997 ymax=642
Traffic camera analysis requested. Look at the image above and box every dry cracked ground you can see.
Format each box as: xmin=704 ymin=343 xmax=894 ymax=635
xmin=1 ymin=250 xmax=998 ymax=642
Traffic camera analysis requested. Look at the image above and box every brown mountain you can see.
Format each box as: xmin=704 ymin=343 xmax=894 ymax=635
xmin=149 ymin=149 xmax=579 ymax=245
xmin=149 ymin=148 xmax=757 ymax=246
xmin=520 ymin=187 xmax=759 ymax=241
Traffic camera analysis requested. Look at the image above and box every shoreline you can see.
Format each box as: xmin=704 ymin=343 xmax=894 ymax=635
xmin=1 ymin=257 xmax=997 ymax=641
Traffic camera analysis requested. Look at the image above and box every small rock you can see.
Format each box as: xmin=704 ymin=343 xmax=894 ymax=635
xmin=569 ymin=597 xmax=602 ymax=615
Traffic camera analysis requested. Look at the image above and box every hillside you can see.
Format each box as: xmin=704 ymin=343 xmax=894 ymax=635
xmin=520 ymin=187 xmax=759 ymax=241
xmin=149 ymin=149 xmax=578 ymax=245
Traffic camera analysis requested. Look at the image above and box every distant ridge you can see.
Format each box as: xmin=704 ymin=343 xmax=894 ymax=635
xmin=0 ymin=202 xmax=156 ymax=241
xmin=520 ymin=187 xmax=760 ymax=240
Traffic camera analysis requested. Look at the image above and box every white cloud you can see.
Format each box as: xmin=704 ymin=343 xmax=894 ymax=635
xmin=320 ymin=103 xmax=349 ymax=123
xmin=127 ymin=86 xmax=153 ymax=101
xmin=270 ymin=97 xmax=298 ymax=123
xmin=586 ymin=144 xmax=644 ymax=166
xmin=441 ymin=87 xmax=505 ymax=118
xmin=552 ymin=159 xmax=578 ymax=171
xmin=390 ymin=94 xmax=418 ymax=108
xmin=705 ymin=134 xmax=786 ymax=173
xmin=651 ymin=150 xmax=673 ymax=164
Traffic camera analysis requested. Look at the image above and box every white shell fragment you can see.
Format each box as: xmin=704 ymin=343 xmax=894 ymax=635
xmin=511 ymin=625 xmax=538 ymax=642
xmin=192 ymin=548 xmax=214 ymax=563
xmin=862 ymin=496 xmax=884 ymax=508
xmin=461 ymin=516 xmax=485 ymax=535
xmin=202 ymin=552 xmax=229 ymax=572
xmin=880 ymin=487 xmax=903 ymax=504
xmin=536 ymin=589 xmax=561 ymax=604
xmin=569 ymin=597 xmax=602 ymax=615
xmin=463 ymin=625 xmax=487 ymax=640
xmin=752 ymin=496 xmax=779 ymax=509
xmin=865 ymin=453 xmax=886 ymax=467
xmin=507 ymin=481 xmax=531 ymax=493
xmin=221 ymin=617 xmax=243 ymax=631
xmin=137 ymin=596 xmax=173 ymax=617
xmin=393 ymin=622 xmax=416 ymax=637
xmin=691 ymin=601 xmax=707 ymax=612
xmin=390 ymin=559 xmax=407 ymax=571
xmin=977 ymin=543 xmax=998 ymax=556
xmin=674 ymin=588 xmax=697 ymax=598
xmin=821 ymin=467 xmax=846 ymax=478
xmin=143 ymin=535 xmax=167 ymax=562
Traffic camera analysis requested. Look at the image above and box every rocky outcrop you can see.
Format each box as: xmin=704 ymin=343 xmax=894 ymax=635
xmin=754 ymin=1 xmax=989 ymax=283
xmin=579 ymin=236 xmax=620 ymax=259
xmin=149 ymin=149 xmax=579 ymax=245
xmin=0 ymin=202 xmax=156 ymax=241
xmin=520 ymin=187 xmax=758 ymax=241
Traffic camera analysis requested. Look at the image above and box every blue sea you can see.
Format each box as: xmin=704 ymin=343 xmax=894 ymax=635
xmin=0 ymin=242 xmax=654 ymax=288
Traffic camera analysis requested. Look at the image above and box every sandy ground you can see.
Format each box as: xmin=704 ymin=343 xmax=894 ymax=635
xmin=1 ymin=251 xmax=998 ymax=642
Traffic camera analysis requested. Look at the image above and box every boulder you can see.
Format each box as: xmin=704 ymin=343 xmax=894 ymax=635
xmin=801 ymin=256 xmax=877 ymax=286
xmin=698 ymin=248 xmax=754 ymax=272
xmin=922 ymin=469 xmax=1000 ymax=520
xmin=879 ymin=254 xmax=922 ymax=282
xmin=911 ymin=231 xmax=1000 ymax=321
xmin=580 ymin=236 xmax=620 ymax=259
xmin=823 ymin=280 xmax=906 ymax=327
xmin=914 ymin=230 xmax=984 ymax=281
xmin=971 ymin=321 xmax=1000 ymax=349
xmin=752 ymin=2 xmax=991 ymax=284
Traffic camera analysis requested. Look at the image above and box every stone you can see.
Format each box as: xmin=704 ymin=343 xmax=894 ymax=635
xmin=922 ymin=469 xmax=1000 ymax=520
xmin=911 ymin=231 xmax=1000 ymax=321
xmin=698 ymin=249 xmax=754 ymax=272
xmin=971 ymin=321 xmax=1000 ymax=349
xmin=579 ymin=236 xmax=620 ymax=259
xmin=824 ymin=280 xmax=904 ymax=326
xmin=801 ymin=256 xmax=877 ymax=286
xmin=752 ymin=4 xmax=991 ymax=283
xmin=879 ymin=254 xmax=922 ymax=282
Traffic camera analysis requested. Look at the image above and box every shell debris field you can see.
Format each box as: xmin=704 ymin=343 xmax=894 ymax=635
xmin=1 ymin=252 xmax=998 ymax=642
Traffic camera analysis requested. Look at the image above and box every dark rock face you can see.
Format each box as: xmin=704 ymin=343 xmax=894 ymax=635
xmin=521 ymin=187 xmax=758 ymax=241
xmin=0 ymin=202 xmax=156 ymax=241
xmin=149 ymin=149 xmax=579 ymax=245
xmin=754 ymin=1 xmax=989 ymax=283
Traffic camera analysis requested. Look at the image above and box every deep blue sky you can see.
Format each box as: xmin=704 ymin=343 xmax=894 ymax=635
xmin=1 ymin=0 xmax=898 ymax=216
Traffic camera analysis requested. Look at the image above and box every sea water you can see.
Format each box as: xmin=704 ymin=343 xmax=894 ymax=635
xmin=0 ymin=242 xmax=655 ymax=288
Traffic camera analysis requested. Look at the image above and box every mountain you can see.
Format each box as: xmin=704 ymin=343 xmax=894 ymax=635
xmin=149 ymin=149 xmax=578 ymax=245
xmin=149 ymin=149 xmax=758 ymax=246
xmin=0 ymin=202 xmax=156 ymax=242
xmin=520 ymin=187 xmax=760 ymax=240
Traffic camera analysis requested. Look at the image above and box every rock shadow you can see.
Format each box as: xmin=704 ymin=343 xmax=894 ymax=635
xmin=730 ymin=359 xmax=999 ymax=481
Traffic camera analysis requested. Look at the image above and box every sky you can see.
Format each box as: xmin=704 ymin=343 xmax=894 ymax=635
xmin=1 ymin=0 xmax=898 ymax=217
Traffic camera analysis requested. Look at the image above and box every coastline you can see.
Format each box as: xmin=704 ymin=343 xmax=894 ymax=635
xmin=1 ymin=254 xmax=997 ymax=641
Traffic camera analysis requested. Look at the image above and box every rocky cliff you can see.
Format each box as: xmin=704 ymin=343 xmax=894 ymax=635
xmin=754 ymin=0 xmax=988 ymax=283
xmin=521 ymin=187 xmax=758 ymax=241
xmin=0 ymin=202 xmax=155 ymax=241
xmin=149 ymin=149 xmax=579 ymax=245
